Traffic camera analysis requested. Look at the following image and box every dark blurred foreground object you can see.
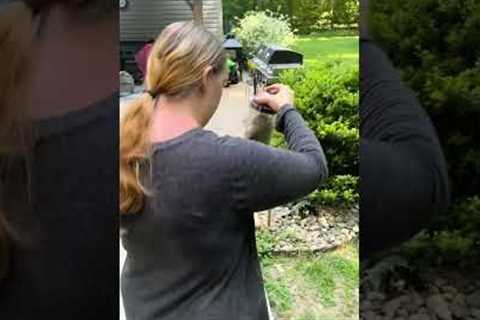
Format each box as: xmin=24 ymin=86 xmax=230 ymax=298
xmin=0 ymin=1 xmax=118 ymax=319
xmin=360 ymin=38 xmax=450 ymax=259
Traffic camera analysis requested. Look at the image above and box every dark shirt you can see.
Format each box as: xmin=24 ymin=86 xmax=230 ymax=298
xmin=121 ymin=105 xmax=328 ymax=320
xmin=0 ymin=94 xmax=119 ymax=319
xmin=360 ymin=39 xmax=450 ymax=258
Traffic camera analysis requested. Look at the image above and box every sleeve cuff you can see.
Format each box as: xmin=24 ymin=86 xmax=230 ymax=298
xmin=275 ymin=104 xmax=296 ymax=132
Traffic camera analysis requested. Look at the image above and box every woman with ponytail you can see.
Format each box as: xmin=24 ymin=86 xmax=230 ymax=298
xmin=0 ymin=1 xmax=118 ymax=319
xmin=120 ymin=22 xmax=328 ymax=320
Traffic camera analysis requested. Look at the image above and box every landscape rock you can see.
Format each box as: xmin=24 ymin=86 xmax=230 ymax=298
xmin=449 ymin=294 xmax=469 ymax=319
xmin=383 ymin=296 xmax=411 ymax=318
xmin=363 ymin=310 xmax=380 ymax=320
xmin=471 ymin=309 xmax=480 ymax=319
xmin=467 ymin=292 xmax=480 ymax=308
xmin=425 ymin=295 xmax=452 ymax=320
xmin=361 ymin=260 xmax=480 ymax=320
xmin=409 ymin=314 xmax=431 ymax=320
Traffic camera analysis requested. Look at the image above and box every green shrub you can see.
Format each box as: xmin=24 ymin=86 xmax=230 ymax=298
xmin=310 ymin=175 xmax=359 ymax=207
xmin=369 ymin=0 xmax=480 ymax=258
xmin=370 ymin=0 xmax=480 ymax=200
xmin=430 ymin=196 xmax=480 ymax=258
xmin=256 ymin=228 xmax=276 ymax=262
xmin=333 ymin=0 xmax=360 ymax=27
xmin=448 ymin=196 xmax=480 ymax=237
xmin=233 ymin=10 xmax=296 ymax=57
xmin=388 ymin=197 xmax=480 ymax=269
xmin=280 ymin=61 xmax=359 ymax=208
xmin=281 ymin=61 xmax=359 ymax=175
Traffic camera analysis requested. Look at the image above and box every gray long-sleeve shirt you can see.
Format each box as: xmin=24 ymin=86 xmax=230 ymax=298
xmin=120 ymin=105 xmax=328 ymax=320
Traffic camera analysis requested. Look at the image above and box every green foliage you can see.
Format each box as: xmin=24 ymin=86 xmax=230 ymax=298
xmin=370 ymin=1 xmax=480 ymax=265
xmin=363 ymin=198 xmax=480 ymax=289
xmin=222 ymin=0 xmax=256 ymax=33
xmin=233 ymin=11 xmax=296 ymax=57
xmin=391 ymin=230 xmax=475 ymax=271
xmin=223 ymin=0 xmax=359 ymax=35
xmin=264 ymin=278 xmax=294 ymax=314
xmin=257 ymin=228 xmax=276 ymax=262
xmin=285 ymin=0 xmax=359 ymax=34
xmin=309 ymin=175 xmax=359 ymax=207
xmin=257 ymin=228 xmax=307 ymax=263
xmin=300 ymin=252 xmax=359 ymax=307
xmin=370 ymin=0 xmax=480 ymax=199
xmin=281 ymin=61 xmax=359 ymax=175
xmin=378 ymin=198 xmax=480 ymax=269
xmin=409 ymin=197 xmax=480 ymax=265
xmin=281 ymin=61 xmax=359 ymax=208
xmin=441 ymin=196 xmax=480 ymax=238
xmin=333 ymin=0 xmax=360 ymax=26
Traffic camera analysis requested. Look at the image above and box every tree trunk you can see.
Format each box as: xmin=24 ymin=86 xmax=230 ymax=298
xmin=193 ymin=0 xmax=203 ymax=25
xmin=330 ymin=0 xmax=335 ymax=30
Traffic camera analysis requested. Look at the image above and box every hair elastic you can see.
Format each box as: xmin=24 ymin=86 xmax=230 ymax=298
xmin=145 ymin=90 xmax=157 ymax=99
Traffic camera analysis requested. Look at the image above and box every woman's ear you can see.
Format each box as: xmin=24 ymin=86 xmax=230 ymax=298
xmin=200 ymin=65 xmax=214 ymax=94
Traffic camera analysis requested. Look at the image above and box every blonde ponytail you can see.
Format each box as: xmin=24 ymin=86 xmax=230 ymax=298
xmin=119 ymin=21 xmax=226 ymax=215
xmin=119 ymin=94 xmax=155 ymax=214
xmin=0 ymin=1 xmax=34 ymax=280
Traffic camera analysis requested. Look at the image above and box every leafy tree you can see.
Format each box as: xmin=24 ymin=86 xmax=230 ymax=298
xmin=223 ymin=0 xmax=359 ymax=35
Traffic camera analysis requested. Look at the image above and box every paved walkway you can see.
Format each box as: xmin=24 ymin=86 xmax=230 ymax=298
xmin=119 ymin=83 xmax=252 ymax=319
xmin=120 ymin=83 xmax=252 ymax=137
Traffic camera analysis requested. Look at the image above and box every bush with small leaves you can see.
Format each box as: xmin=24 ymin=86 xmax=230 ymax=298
xmin=281 ymin=61 xmax=359 ymax=208
xmin=233 ymin=10 xmax=296 ymax=57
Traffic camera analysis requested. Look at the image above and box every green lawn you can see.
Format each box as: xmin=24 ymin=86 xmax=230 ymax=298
xmin=293 ymin=34 xmax=359 ymax=67
xmin=261 ymin=241 xmax=359 ymax=320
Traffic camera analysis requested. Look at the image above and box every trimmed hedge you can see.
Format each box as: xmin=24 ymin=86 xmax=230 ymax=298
xmin=280 ymin=61 xmax=359 ymax=207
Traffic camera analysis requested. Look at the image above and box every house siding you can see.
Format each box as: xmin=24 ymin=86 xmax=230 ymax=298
xmin=120 ymin=0 xmax=224 ymax=41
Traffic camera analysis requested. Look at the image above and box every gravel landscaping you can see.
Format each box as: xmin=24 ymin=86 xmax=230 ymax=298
xmin=255 ymin=205 xmax=359 ymax=254
xmin=361 ymin=260 xmax=480 ymax=320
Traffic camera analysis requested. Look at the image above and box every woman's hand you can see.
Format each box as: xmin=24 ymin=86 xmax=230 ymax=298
xmin=252 ymin=84 xmax=294 ymax=113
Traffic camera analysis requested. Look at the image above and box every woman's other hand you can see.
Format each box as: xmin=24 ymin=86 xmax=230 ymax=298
xmin=252 ymin=84 xmax=294 ymax=113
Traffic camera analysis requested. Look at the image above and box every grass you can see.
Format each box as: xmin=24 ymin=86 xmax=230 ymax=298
xmin=301 ymin=248 xmax=359 ymax=307
xmin=260 ymin=239 xmax=359 ymax=320
xmin=265 ymin=277 xmax=294 ymax=314
xmin=292 ymin=33 xmax=359 ymax=67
